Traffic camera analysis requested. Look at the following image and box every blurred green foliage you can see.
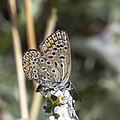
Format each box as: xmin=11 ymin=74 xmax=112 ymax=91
xmin=0 ymin=0 xmax=120 ymax=120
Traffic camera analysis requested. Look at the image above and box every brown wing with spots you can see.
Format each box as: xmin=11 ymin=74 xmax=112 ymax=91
xmin=39 ymin=30 xmax=71 ymax=84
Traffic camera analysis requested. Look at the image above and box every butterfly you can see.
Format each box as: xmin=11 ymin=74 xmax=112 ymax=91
xmin=22 ymin=30 xmax=71 ymax=94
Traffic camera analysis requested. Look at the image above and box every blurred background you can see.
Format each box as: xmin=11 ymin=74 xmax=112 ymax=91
xmin=0 ymin=0 xmax=120 ymax=120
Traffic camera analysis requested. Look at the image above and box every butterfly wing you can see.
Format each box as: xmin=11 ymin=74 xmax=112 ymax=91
xmin=22 ymin=30 xmax=71 ymax=90
xmin=39 ymin=30 xmax=71 ymax=84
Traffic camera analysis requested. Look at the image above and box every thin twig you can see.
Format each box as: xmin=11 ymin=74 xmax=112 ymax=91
xmin=44 ymin=8 xmax=58 ymax=38
xmin=8 ymin=0 xmax=29 ymax=119
xmin=24 ymin=0 xmax=36 ymax=49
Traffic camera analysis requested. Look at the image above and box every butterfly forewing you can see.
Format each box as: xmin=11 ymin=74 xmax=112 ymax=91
xmin=39 ymin=30 xmax=71 ymax=84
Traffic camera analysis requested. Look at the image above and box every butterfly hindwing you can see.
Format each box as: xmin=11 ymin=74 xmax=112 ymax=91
xmin=22 ymin=49 xmax=40 ymax=81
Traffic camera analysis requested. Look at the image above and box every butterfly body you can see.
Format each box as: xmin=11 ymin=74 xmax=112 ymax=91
xmin=22 ymin=30 xmax=71 ymax=94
